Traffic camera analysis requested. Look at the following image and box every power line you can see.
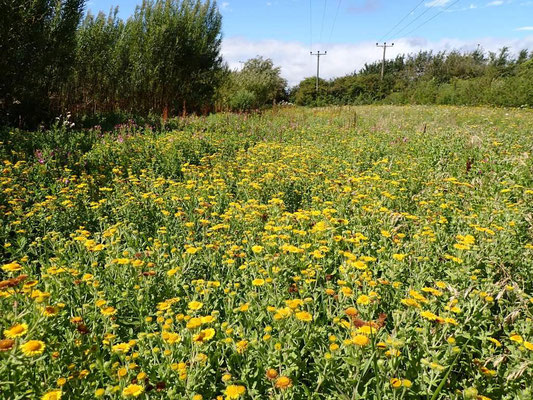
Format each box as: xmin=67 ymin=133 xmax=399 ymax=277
xmin=328 ymin=0 xmax=342 ymax=44
xmin=309 ymin=0 xmax=313 ymax=51
xmin=320 ymin=0 xmax=328 ymax=43
xmin=404 ymin=0 xmax=462 ymax=37
xmin=379 ymin=0 xmax=426 ymax=42
xmin=390 ymin=5 xmax=432 ymax=39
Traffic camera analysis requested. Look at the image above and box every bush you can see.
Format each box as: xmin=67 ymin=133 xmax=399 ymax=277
xmin=229 ymin=90 xmax=257 ymax=112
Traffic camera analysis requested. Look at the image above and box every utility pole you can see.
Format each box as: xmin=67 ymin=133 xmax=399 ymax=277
xmin=376 ymin=42 xmax=394 ymax=80
xmin=310 ymin=51 xmax=327 ymax=94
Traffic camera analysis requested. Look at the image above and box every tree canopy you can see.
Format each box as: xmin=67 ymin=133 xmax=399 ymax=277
xmin=290 ymin=49 xmax=533 ymax=108
xmin=1 ymin=0 xmax=224 ymax=128
xmin=216 ymin=56 xmax=287 ymax=111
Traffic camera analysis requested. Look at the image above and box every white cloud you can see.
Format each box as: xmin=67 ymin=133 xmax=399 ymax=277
xmin=516 ymin=26 xmax=533 ymax=31
xmin=221 ymin=2 xmax=230 ymax=9
xmin=425 ymin=0 xmax=452 ymax=7
xmin=222 ymin=36 xmax=533 ymax=86
xmin=487 ymin=1 xmax=504 ymax=6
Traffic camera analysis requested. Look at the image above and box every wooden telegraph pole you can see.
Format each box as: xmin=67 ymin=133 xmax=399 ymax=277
xmin=376 ymin=42 xmax=394 ymax=80
xmin=310 ymin=51 xmax=327 ymax=94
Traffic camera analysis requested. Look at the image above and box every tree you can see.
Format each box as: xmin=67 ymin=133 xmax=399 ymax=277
xmin=291 ymin=47 xmax=532 ymax=108
xmin=217 ymin=57 xmax=287 ymax=111
xmin=69 ymin=0 xmax=223 ymax=116
xmin=290 ymin=77 xmax=328 ymax=106
xmin=0 ymin=0 xmax=85 ymax=127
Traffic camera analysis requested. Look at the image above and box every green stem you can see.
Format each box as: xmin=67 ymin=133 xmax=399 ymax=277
xmin=371 ymin=334 xmax=381 ymax=400
xmin=430 ymin=339 xmax=469 ymax=400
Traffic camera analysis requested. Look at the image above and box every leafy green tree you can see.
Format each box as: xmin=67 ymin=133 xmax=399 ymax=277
xmin=70 ymin=0 xmax=223 ymax=116
xmin=290 ymin=77 xmax=328 ymax=106
xmin=292 ymin=47 xmax=532 ymax=108
xmin=1 ymin=0 xmax=85 ymax=127
xmin=218 ymin=57 xmax=287 ymax=111
xmin=66 ymin=8 xmax=124 ymax=114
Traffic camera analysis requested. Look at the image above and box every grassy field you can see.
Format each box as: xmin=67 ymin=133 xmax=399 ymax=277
xmin=1 ymin=106 xmax=532 ymax=400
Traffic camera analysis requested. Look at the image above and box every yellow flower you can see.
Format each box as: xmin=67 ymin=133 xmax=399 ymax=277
xmin=351 ymin=335 xmax=370 ymax=347
xmin=402 ymin=379 xmax=412 ymax=388
xmin=186 ymin=317 xmax=202 ymax=329
xmin=202 ymin=328 xmax=216 ymax=340
xmin=4 ymin=323 xmax=28 ymax=338
xmin=2 ymin=262 xmax=22 ymax=272
xmin=286 ymin=299 xmax=304 ymax=309
xmin=390 ymin=378 xmax=402 ymax=389
xmin=273 ymin=307 xmax=291 ymax=320
xmin=137 ymin=372 xmax=147 ymax=380
xmin=295 ymin=311 xmax=313 ymax=322
xmin=401 ymin=298 xmax=420 ymax=308
xmin=523 ymin=341 xmax=533 ymax=351
xmin=252 ymin=279 xmax=265 ymax=286
xmin=352 ymin=260 xmax=367 ymax=270
xmin=201 ymin=315 xmax=215 ymax=324
xmin=480 ymin=367 xmax=496 ymax=377
xmin=42 ymin=306 xmax=59 ymax=317
xmin=341 ymin=286 xmax=353 ymax=296
xmin=95 ymin=388 xmax=106 ymax=397
xmin=392 ymin=253 xmax=406 ymax=261
xmin=356 ymin=295 xmax=371 ymax=305
xmin=193 ymin=328 xmax=216 ymax=344
xmin=162 ymin=331 xmax=182 ymax=344
xmin=251 ymin=245 xmax=264 ymax=254
xmin=20 ymin=340 xmax=46 ymax=356
xmin=222 ymin=373 xmax=232 ymax=382
xmin=345 ymin=307 xmax=358 ymax=317
xmin=274 ymin=376 xmax=292 ymax=389
xmin=122 ymin=384 xmax=144 ymax=397
xmin=266 ymin=368 xmax=278 ymax=380
xmin=311 ymin=249 xmax=325 ymax=258
xmin=357 ymin=326 xmax=377 ymax=335
xmin=509 ymin=334 xmax=523 ymax=343
xmin=42 ymin=390 xmax=62 ymax=400
xmin=420 ymin=310 xmax=438 ymax=321
xmin=224 ymin=384 xmax=246 ymax=399
xmin=112 ymin=342 xmax=131 ymax=354
xmin=188 ymin=301 xmax=204 ymax=311
xmin=186 ymin=247 xmax=200 ymax=255
xmin=236 ymin=340 xmax=248 ymax=353
xmin=95 ymin=299 xmax=107 ymax=307
xmin=101 ymin=306 xmax=116 ymax=316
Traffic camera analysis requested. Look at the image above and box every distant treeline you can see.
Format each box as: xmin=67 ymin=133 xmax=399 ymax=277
xmin=290 ymin=48 xmax=533 ymax=108
xmin=1 ymin=0 xmax=223 ymax=128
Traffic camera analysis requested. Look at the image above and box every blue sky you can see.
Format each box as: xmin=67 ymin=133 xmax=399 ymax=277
xmin=87 ymin=0 xmax=533 ymax=84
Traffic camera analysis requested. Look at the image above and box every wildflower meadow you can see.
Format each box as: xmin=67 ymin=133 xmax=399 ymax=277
xmin=1 ymin=106 xmax=532 ymax=400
